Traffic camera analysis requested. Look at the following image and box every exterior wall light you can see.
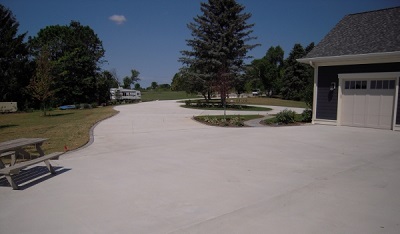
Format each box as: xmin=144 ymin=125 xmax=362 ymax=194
xmin=330 ymin=82 xmax=336 ymax=91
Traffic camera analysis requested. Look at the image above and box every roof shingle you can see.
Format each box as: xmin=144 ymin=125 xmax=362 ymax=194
xmin=305 ymin=7 xmax=400 ymax=59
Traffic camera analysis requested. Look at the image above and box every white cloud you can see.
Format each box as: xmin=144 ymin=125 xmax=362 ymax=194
xmin=109 ymin=15 xmax=127 ymax=25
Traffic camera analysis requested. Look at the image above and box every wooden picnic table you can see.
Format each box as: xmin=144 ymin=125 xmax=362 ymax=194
xmin=0 ymin=138 xmax=64 ymax=190
xmin=0 ymin=138 xmax=47 ymax=167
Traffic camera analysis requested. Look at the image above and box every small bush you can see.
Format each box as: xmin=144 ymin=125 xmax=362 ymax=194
xmin=301 ymin=109 xmax=312 ymax=122
xmin=220 ymin=118 xmax=229 ymax=126
xmin=230 ymin=117 xmax=244 ymax=126
xmin=185 ymin=100 xmax=192 ymax=106
xmin=197 ymin=116 xmax=245 ymax=127
xmin=83 ymin=103 xmax=91 ymax=109
xmin=275 ymin=109 xmax=296 ymax=124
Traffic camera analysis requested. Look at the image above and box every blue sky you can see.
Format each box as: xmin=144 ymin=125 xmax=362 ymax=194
xmin=3 ymin=0 xmax=399 ymax=87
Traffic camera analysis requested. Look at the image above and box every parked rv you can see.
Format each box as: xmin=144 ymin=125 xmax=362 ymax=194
xmin=0 ymin=102 xmax=17 ymax=113
xmin=110 ymin=88 xmax=141 ymax=102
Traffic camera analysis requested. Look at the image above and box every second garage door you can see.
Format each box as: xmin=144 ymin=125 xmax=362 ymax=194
xmin=341 ymin=79 xmax=396 ymax=129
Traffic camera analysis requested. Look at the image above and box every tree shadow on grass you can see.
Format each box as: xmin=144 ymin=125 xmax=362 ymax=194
xmin=45 ymin=112 xmax=74 ymax=117
xmin=0 ymin=166 xmax=71 ymax=190
xmin=0 ymin=124 xmax=18 ymax=130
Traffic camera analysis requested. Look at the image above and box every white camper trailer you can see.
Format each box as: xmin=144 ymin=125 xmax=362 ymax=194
xmin=0 ymin=102 xmax=17 ymax=113
xmin=110 ymin=88 xmax=141 ymax=102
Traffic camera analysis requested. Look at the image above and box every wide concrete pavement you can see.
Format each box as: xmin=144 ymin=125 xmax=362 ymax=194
xmin=1 ymin=100 xmax=400 ymax=233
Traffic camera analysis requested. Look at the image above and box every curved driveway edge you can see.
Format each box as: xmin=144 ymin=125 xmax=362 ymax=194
xmin=1 ymin=100 xmax=399 ymax=234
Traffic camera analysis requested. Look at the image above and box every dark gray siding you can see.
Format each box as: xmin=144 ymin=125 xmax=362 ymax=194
xmin=316 ymin=62 xmax=400 ymax=122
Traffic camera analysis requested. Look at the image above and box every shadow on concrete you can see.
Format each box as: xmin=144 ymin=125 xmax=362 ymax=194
xmin=0 ymin=166 xmax=70 ymax=190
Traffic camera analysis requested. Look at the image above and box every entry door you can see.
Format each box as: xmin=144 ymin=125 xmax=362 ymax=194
xmin=341 ymin=79 xmax=395 ymax=129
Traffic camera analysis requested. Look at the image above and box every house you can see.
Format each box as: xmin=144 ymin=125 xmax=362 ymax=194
xmin=298 ymin=7 xmax=400 ymax=130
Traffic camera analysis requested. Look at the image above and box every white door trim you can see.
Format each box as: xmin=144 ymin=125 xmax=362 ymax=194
xmin=337 ymin=72 xmax=400 ymax=130
xmin=311 ymin=66 xmax=318 ymax=124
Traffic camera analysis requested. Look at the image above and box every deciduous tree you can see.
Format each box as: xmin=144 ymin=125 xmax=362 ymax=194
xmin=150 ymin=81 xmax=158 ymax=90
xmin=97 ymin=70 xmax=119 ymax=104
xmin=122 ymin=69 xmax=140 ymax=89
xmin=29 ymin=21 xmax=105 ymax=105
xmin=27 ymin=47 xmax=55 ymax=116
xmin=171 ymin=72 xmax=187 ymax=91
xmin=134 ymin=83 xmax=141 ymax=90
xmin=246 ymin=46 xmax=284 ymax=96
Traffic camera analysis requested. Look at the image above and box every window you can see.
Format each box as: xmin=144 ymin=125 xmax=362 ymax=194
xmin=389 ymin=80 xmax=395 ymax=89
xmin=370 ymin=80 xmax=395 ymax=89
xmin=371 ymin=80 xmax=376 ymax=89
xmin=362 ymin=81 xmax=367 ymax=89
xmin=344 ymin=80 xmax=367 ymax=89
xmin=345 ymin=81 xmax=350 ymax=89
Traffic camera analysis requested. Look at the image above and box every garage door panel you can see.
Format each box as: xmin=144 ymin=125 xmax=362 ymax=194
xmin=341 ymin=79 xmax=395 ymax=130
xmin=341 ymin=93 xmax=354 ymax=125
xmin=366 ymin=94 xmax=382 ymax=127
xmin=353 ymin=94 xmax=367 ymax=125
xmin=378 ymin=116 xmax=392 ymax=128
xmin=380 ymin=94 xmax=395 ymax=114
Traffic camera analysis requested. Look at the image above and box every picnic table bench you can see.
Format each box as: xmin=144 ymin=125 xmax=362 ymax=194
xmin=0 ymin=138 xmax=64 ymax=190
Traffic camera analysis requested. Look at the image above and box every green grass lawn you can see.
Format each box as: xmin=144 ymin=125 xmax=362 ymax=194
xmin=0 ymin=107 xmax=118 ymax=154
xmin=141 ymin=91 xmax=198 ymax=101
xmin=228 ymin=97 xmax=307 ymax=108
xmin=181 ymin=104 xmax=272 ymax=111
xmin=140 ymin=90 xmax=307 ymax=108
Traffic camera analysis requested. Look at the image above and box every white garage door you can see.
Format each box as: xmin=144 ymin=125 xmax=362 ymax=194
xmin=341 ymin=79 xmax=396 ymax=129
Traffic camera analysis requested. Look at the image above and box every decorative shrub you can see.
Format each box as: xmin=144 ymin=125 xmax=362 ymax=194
xmin=230 ymin=117 xmax=244 ymax=126
xmin=301 ymin=109 xmax=312 ymax=122
xmin=275 ymin=109 xmax=296 ymax=124
xmin=197 ymin=116 xmax=245 ymax=127
xmin=83 ymin=103 xmax=91 ymax=109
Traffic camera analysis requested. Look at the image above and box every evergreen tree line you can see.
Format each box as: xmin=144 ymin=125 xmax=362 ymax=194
xmin=173 ymin=43 xmax=314 ymax=105
xmin=246 ymin=43 xmax=314 ymax=102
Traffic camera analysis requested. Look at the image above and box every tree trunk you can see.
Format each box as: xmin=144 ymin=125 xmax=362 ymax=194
xmin=42 ymin=102 xmax=47 ymax=116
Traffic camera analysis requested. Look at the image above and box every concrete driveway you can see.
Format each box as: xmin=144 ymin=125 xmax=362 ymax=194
xmin=1 ymin=100 xmax=400 ymax=234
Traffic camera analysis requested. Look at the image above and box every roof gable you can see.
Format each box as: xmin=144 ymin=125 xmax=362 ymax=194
xmin=305 ymin=7 xmax=400 ymax=59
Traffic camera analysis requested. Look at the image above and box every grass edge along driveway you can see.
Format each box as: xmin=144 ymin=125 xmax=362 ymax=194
xmin=0 ymin=106 xmax=119 ymax=154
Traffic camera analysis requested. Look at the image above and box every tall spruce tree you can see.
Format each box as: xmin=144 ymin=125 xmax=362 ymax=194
xmin=180 ymin=0 xmax=258 ymax=105
xmin=281 ymin=43 xmax=314 ymax=101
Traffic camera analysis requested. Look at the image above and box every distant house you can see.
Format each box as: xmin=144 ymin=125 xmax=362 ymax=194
xmin=298 ymin=7 xmax=400 ymax=130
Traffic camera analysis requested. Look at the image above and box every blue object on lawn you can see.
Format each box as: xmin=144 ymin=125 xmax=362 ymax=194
xmin=59 ymin=105 xmax=76 ymax=110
